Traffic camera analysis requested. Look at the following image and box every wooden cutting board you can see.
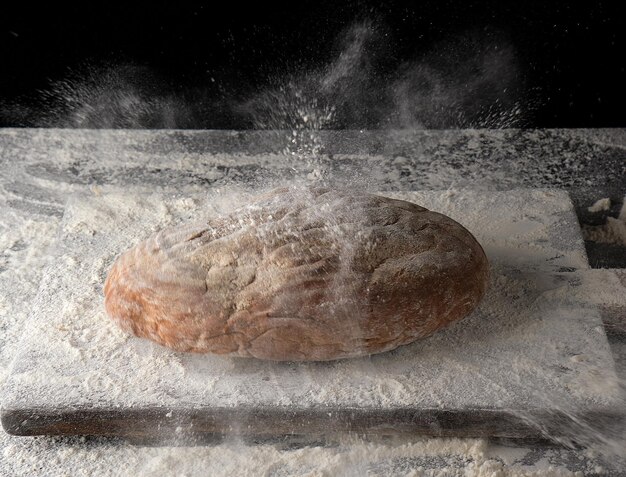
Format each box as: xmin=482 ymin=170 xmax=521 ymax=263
xmin=1 ymin=189 xmax=621 ymax=442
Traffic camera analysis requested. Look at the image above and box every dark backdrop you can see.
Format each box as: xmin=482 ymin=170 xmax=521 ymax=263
xmin=1 ymin=1 xmax=624 ymax=128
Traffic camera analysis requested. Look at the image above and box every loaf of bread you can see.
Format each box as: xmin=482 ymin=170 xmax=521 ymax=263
xmin=104 ymin=187 xmax=489 ymax=361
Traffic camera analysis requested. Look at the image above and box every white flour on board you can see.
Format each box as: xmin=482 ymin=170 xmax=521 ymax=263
xmin=3 ymin=189 xmax=621 ymax=414
xmin=2 ymin=433 xmax=603 ymax=476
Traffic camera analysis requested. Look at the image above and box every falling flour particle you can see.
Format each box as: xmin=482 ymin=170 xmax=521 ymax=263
xmin=583 ymin=196 xmax=626 ymax=246
xmin=587 ymin=198 xmax=611 ymax=213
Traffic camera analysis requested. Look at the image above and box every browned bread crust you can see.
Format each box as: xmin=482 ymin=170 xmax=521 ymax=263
xmin=104 ymin=187 xmax=489 ymax=361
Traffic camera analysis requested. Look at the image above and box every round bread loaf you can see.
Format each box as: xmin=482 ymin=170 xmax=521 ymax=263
xmin=104 ymin=187 xmax=489 ymax=361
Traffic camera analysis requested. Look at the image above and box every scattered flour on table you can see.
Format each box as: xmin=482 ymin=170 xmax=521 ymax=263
xmin=1 ymin=433 xmax=606 ymax=476
xmin=2 ymin=129 xmax=625 ymax=475
xmin=0 ymin=212 xmax=59 ymax=386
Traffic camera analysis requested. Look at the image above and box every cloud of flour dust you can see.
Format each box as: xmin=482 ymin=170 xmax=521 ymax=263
xmin=237 ymin=21 xmax=530 ymax=131
xmin=2 ymin=21 xmax=531 ymax=131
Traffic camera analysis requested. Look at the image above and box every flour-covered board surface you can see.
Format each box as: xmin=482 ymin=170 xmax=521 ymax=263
xmin=1 ymin=189 xmax=621 ymax=440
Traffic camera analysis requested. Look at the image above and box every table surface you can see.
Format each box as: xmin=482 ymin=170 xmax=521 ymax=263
xmin=1 ymin=128 xmax=625 ymax=475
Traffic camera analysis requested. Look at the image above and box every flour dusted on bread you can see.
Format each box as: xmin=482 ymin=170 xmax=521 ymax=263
xmin=104 ymin=187 xmax=489 ymax=361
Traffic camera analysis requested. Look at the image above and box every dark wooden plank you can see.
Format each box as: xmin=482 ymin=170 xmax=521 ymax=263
xmin=4 ymin=406 xmax=623 ymax=445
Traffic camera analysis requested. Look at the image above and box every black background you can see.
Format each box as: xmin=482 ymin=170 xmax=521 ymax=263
xmin=1 ymin=1 xmax=624 ymax=128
